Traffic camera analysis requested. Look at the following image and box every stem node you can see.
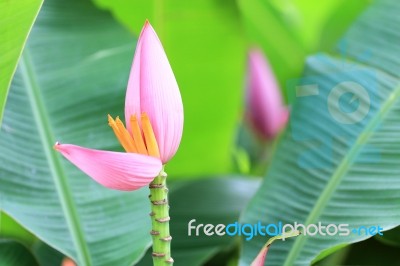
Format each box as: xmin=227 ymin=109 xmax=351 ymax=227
xmin=160 ymin=236 xmax=172 ymax=242
xmin=150 ymin=230 xmax=160 ymax=236
xmin=152 ymin=252 xmax=166 ymax=258
xmin=149 ymin=168 xmax=173 ymax=265
xmin=156 ymin=216 xmax=170 ymax=223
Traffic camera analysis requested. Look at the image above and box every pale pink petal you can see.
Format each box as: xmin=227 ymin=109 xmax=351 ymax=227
xmin=125 ymin=23 xmax=144 ymax=132
xmin=125 ymin=21 xmax=183 ymax=163
xmin=251 ymin=245 xmax=269 ymax=266
xmin=247 ymin=48 xmax=288 ymax=139
xmin=54 ymin=143 xmax=162 ymax=191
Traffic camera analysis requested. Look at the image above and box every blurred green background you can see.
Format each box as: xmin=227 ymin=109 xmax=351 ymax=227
xmin=2 ymin=0 xmax=400 ymax=265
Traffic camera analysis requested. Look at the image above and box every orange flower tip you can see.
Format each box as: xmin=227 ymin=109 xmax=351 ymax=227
xmin=141 ymin=112 xmax=150 ymax=120
xmin=130 ymin=114 xmax=138 ymax=122
xmin=107 ymin=114 xmax=115 ymax=125
xmin=144 ymin=19 xmax=150 ymax=26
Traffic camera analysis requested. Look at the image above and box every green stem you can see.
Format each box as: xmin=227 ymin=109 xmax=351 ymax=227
xmin=149 ymin=167 xmax=173 ymax=265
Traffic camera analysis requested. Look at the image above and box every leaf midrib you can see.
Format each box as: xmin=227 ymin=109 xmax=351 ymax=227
xmin=283 ymin=70 xmax=400 ymax=265
xmin=20 ymin=50 xmax=92 ymax=266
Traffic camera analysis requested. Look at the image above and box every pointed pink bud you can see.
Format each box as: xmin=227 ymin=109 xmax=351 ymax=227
xmin=246 ymin=49 xmax=288 ymax=139
xmin=250 ymin=231 xmax=300 ymax=266
xmin=251 ymin=245 xmax=270 ymax=266
xmin=125 ymin=21 xmax=184 ymax=164
xmin=54 ymin=143 xmax=162 ymax=191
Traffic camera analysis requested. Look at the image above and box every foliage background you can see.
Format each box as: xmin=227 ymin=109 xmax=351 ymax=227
xmin=1 ymin=0 xmax=400 ymax=265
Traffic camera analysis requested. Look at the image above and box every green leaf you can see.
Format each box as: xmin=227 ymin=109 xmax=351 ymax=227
xmin=0 ymin=0 xmax=43 ymax=124
xmin=375 ymin=226 xmax=400 ymax=248
xmin=237 ymin=0 xmax=369 ymax=89
xmin=92 ymin=0 xmax=246 ymax=177
xmin=137 ymin=177 xmax=261 ymax=266
xmin=0 ymin=240 xmax=39 ymax=266
xmin=0 ymin=211 xmax=63 ymax=265
xmin=240 ymin=0 xmax=400 ymax=265
xmin=319 ymin=0 xmax=371 ymax=51
xmin=0 ymin=212 xmax=36 ymax=247
xmin=0 ymin=0 xmax=153 ymax=265
xmin=339 ymin=237 xmax=400 ymax=266
xmin=237 ymin=0 xmax=306 ymax=89
xmin=32 ymin=241 xmax=64 ymax=266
